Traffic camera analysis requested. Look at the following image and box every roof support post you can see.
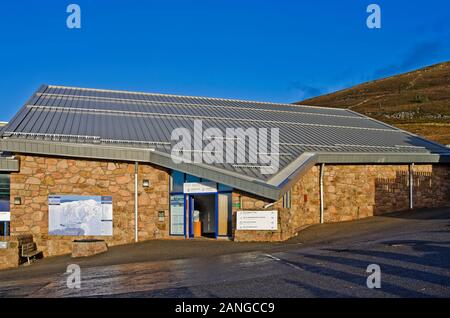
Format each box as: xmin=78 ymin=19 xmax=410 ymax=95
xmin=320 ymin=163 xmax=325 ymax=224
xmin=134 ymin=162 xmax=139 ymax=242
xmin=409 ymin=163 xmax=414 ymax=210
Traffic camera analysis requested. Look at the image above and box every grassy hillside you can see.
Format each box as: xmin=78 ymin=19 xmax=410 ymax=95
xmin=298 ymin=62 xmax=450 ymax=145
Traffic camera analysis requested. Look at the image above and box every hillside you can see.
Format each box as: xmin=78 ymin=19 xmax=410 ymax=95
xmin=297 ymin=62 xmax=450 ymax=145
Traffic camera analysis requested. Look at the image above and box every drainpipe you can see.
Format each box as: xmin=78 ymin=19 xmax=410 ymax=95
xmin=134 ymin=162 xmax=139 ymax=242
xmin=409 ymin=163 xmax=414 ymax=210
xmin=320 ymin=163 xmax=325 ymax=224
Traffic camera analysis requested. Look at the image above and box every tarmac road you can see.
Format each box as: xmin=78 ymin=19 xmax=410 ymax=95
xmin=0 ymin=207 xmax=449 ymax=298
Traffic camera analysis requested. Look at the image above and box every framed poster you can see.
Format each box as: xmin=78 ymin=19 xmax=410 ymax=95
xmin=48 ymin=195 xmax=113 ymax=236
xmin=170 ymin=194 xmax=185 ymax=235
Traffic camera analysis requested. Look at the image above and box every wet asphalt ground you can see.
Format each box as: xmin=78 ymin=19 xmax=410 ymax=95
xmin=0 ymin=207 xmax=449 ymax=298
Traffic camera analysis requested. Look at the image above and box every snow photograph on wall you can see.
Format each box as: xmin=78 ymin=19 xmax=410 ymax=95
xmin=48 ymin=195 xmax=113 ymax=236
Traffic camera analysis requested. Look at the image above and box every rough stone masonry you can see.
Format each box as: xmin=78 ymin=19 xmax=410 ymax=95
xmin=10 ymin=155 xmax=170 ymax=256
xmin=6 ymin=154 xmax=450 ymax=257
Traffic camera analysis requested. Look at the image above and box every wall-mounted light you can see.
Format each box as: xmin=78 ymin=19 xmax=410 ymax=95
xmin=14 ymin=197 xmax=22 ymax=205
xmin=143 ymin=179 xmax=150 ymax=188
xmin=158 ymin=211 xmax=165 ymax=222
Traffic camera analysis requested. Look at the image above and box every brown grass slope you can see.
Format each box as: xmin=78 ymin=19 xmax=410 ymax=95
xmin=297 ymin=62 xmax=450 ymax=145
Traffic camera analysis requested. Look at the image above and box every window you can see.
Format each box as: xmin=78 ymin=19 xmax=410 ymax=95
xmin=218 ymin=183 xmax=233 ymax=192
xmin=186 ymin=174 xmax=200 ymax=183
xmin=171 ymin=171 xmax=230 ymax=192
xmin=0 ymin=174 xmax=10 ymax=236
xmin=170 ymin=171 xmax=185 ymax=193
xmin=158 ymin=211 xmax=165 ymax=222
xmin=0 ymin=222 xmax=9 ymax=236
xmin=282 ymin=190 xmax=291 ymax=209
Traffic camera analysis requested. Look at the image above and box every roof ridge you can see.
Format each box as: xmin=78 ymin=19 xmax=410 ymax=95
xmin=46 ymin=84 xmax=355 ymax=114
xmin=37 ymin=92 xmax=365 ymax=120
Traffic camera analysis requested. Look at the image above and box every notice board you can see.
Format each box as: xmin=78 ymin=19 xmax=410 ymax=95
xmin=236 ymin=210 xmax=278 ymax=231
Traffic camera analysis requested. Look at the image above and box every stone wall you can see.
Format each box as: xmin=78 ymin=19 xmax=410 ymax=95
xmin=10 ymin=155 xmax=170 ymax=257
xmin=7 ymin=154 xmax=450 ymax=249
xmin=233 ymin=165 xmax=321 ymax=242
xmin=234 ymin=164 xmax=450 ymax=242
xmin=71 ymin=240 xmax=108 ymax=258
xmin=324 ymin=165 xmax=410 ymax=220
xmin=411 ymin=165 xmax=450 ymax=209
xmin=325 ymin=164 xmax=450 ymax=221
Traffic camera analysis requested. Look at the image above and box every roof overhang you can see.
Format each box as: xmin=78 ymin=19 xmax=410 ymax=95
xmin=316 ymin=152 xmax=450 ymax=164
xmin=0 ymin=138 xmax=280 ymax=199
xmin=1 ymin=138 xmax=449 ymax=201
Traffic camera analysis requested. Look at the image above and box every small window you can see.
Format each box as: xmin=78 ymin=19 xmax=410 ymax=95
xmin=186 ymin=174 xmax=200 ymax=183
xmin=282 ymin=190 xmax=291 ymax=209
xmin=218 ymin=183 xmax=233 ymax=192
xmin=0 ymin=222 xmax=9 ymax=236
xmin=170 ymin=171 xmax=185 ymax=193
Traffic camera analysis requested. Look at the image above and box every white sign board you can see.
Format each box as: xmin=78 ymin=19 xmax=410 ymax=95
xmin=48 ymin=195 xmax=113 ymax=236
xmin=183 ymin=182 xmax=217 ymax=194
xmin=0 ymin=212 xmax=10 ymax=222
xmin=236 ymin=210 xmax=278 ymax=231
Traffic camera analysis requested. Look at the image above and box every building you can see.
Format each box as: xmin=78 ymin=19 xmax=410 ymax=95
xmin=0 ymin=85 xmax=449 ymax=257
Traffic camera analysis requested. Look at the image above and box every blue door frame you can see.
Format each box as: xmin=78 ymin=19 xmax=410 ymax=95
xmin=187 ymin=192 xmax=218 ymax=239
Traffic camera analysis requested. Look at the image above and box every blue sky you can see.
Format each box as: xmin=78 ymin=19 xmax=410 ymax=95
xmin=0 ymin=0 xmax=449 ymax=120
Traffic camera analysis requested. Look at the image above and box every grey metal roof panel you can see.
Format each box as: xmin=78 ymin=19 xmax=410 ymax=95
xmin=32 ymin=98 xmax=393 ymax=130
xmin=1 ymin=84 xmax=449 ymax=200
xmin=45 ymin=85 xmax=360 ymax=117
xmin=3 ymin=109 xmax=445 ymax=155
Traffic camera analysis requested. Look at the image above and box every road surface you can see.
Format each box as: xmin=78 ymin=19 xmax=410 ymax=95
xmin=0 ymin=207 xmax=449 ymax=297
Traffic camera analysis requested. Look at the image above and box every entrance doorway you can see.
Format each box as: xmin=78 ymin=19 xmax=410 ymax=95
xmin=169 ymin=170 xmax=233 ymax=239
xmin=189 ymin=194 xmax=216 ymax=238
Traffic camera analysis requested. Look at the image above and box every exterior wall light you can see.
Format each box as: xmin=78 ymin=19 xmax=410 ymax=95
xmin=158 ymin=211 xmax=165 ymax=222
xmin=14 ymin=197 xmax=22 ymax=205
xmin=143 ymin=180 xmax=150 ymax=188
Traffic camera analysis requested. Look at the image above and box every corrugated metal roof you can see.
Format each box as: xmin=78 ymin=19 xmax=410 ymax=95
xmin=1 ymin=84 xmax=449 ymax=200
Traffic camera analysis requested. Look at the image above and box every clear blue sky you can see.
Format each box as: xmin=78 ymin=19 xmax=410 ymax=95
xmin=0 ymin=0 xmax=449 ymax=120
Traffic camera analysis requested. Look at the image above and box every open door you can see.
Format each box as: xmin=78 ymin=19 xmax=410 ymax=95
xmin=189 ymin=194 xmax=216 ymax=238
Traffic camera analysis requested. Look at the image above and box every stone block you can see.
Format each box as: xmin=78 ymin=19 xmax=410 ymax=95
xmin=71 ymin=240 xmax=108 ymax=258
